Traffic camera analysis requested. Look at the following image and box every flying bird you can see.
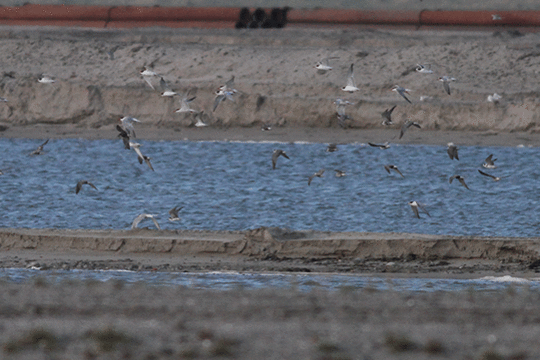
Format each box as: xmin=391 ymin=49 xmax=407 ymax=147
xmin=175 ymin=89 xmax=197 ymax=113
xmin=381 ymin=105 xmax=397 ymax=126
xmin=168 ymin=206 xmax=183 ymax=221
xmin=75 ymin=180 xmax=97 ymax=194
xmin=384 ymin=165 xmax=404 ymax=178
xmin=415 ymin=64 xmax=433 ymax=74
xmin=392 ymin=85 xmax=412 ymax=103
xmin=132 ymin=213 xmax=160 ymax=230
xmin=368 ymin=142 xmax=390 ymax=149
xmin=308 ymin=169 xmax=325 ymax=186
xmin=140 ymin=155 xmax=154 ymax=171
xmin=408 ymin=201 xmax=431 ymax=219
xmin=119 ymin=116 xmax=141 ymax=138
xmin=449 ymin=175 xmax=470 ymax=190
xmin=314 ymin=56 xmax=339 ymax=73
xmin=30 ymin=139 xmax=49 ymax=155
xmin=334 ymin=170 xmax=346 ymax=177
xmin=487 ymin=93 xmax=502 ymax=104
xmin=140 ymin=66 xmax=158 ymax=90
xmin=334 ymin=99 xmax=353 ymax=116
xmin=194 ymin=112 xmax=208 ymax=127
xmin=130 ymin=142 xmax=154 ymax=171
xmin=399 ymin=120 xmax=421 ymax=139
xmin=213 ymin=90 xmax=236 ymax=112
xmin=271 ymin=149 xmax=289 ymax=170
xmin=326 ymin=143 xmax=338 ymax=152
xmin=438 ymin=76 xmax=456 ymax=95
xmin=334 ymin=99 xmax=353 ymax=128
xmin=159 ymin=77 xmax=177 ymax=97
xmin=38 ymin=75 xmax=56 ymax=84
xmin=116 ymin=125 xmax=130 ymax=149
xmin=341 ymin=64 xmax=359 ymax=93
xmin=482 ymin=154 xmax=497 ymax=169
xmin=447 ymin=143 xmax=459 ymax=160
xmin=217 ymin=76 xmax=236 ymax=94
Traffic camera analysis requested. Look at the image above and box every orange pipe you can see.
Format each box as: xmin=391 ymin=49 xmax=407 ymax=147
xmin=420 ymin=10 xmax=540 ymax=27
xmin=288 ymin=9 xmax=420 ymax=25
xmin=0 ymin=5 xmax=539 ymax=29
xmin=105 ymin=20 xmax=235 ymax=29
xmin=0 ymin=19 xmax=107 ymax=27
xmin=108 ymin=6 xmax=239 ymax=22
xmin=0 ymin=4 xmax=110 ymax=21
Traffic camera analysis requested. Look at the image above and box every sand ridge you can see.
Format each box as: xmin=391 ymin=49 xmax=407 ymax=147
xmin=0 ymin=26 xmax=538 ymax=139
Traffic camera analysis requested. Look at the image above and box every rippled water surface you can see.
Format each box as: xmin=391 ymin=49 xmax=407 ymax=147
xmin=0 ymin=138 xmax=539 ymax=236
xmin=2 ymin=268 xmax=539 ymax=292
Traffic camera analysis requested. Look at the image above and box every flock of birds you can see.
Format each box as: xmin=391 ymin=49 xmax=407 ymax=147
xmin=24 ymin=55 xmax=508 ymax=228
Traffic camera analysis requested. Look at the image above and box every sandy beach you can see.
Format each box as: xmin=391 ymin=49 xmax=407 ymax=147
xmin=1 ymin=24 xmax=540 ymax=359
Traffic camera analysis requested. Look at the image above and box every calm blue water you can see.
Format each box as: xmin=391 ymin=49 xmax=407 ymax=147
xmin=2 ymin=268 xmax=538 ymax=292
xmin=0 ymin=138 xmax=538 ymax=237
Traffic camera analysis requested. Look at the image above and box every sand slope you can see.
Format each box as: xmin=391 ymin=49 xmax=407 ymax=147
xmin=0 ymin=26 xmax=539 ymax=135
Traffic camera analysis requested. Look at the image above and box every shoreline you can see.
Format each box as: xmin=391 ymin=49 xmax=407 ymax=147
xmin=1 ymin=227 xmax=539 ymax=276
xmin=1 ymin=124 xmax=540 ymax=147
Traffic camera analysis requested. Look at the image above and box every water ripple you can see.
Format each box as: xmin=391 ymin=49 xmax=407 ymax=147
xmin=0 ymin=139 xmax=537 ymax=236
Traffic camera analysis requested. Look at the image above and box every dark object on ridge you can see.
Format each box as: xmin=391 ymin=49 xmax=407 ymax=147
xmin=262 ymin=7 xmax=290 ymax=28
xmin=235 ymin=7 xmax=251 ymax=29
xmin=249 ymin=8 xmax=268 ymax=28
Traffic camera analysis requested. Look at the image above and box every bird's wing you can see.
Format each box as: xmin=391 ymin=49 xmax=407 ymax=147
xmin=144 ymin=157 xmax=154 ymax=171
xmin=225 ymin=92 xmax=236 ymax=102
xmin=122 ymin=137 xmax=130 ymax=150
xmin=225 ymin=76 xmax=235 ymax=88
xmin=308 ymin=174 xmax=315 ymax=186
xmin=213 ymin=94 xmax=225 ymax=112
xmin=151 ymin=216 xmax=161 ymax=230
xmin=88 ymin=182 xmax=98 ymax=190
xmin=271 ymin=152 xmax=278 ymax=169
xmin=417 ymin=203 xmax=431 ymax=217
xmin=132 ymin=214 xmax=146 ymax=229
xmin=75 ymin=181 xmax=83 ymax=194
xmin=133 ymin=146 xmax=144 ymax=159
xmin=410 ymin=204 xmax=420 ymax=218
xmin=478 ymin=169 xmax=496 ymax=179
xmin=160 ymin=77 xmax=170 ymax=91
xmin=399 ymin=123 xmax=408 ymax=139
xmin=443 ymin=81 xmax=451 ymax=95
xmin=143 ymin=76 xmax=155 ymax=90
xmin=346 ymin=64 xmax=355 ymax=87
xmin=395 ymin=168 xmax=405 ymax=178
xmin=400 ymin=92 xmax=412 ymax=103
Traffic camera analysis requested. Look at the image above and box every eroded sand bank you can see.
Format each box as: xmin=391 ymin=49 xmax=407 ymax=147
xmin=0 ymin=26 xmax=539 ymax=137
xmin=2 ymin=227 xmax=539 ymax=276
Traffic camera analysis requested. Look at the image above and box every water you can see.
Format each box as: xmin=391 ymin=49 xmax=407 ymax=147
xmin=1 ymin=138 xmax=538 ymax=237
xmin=2 ymin=268 xmax=539 ymax=292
